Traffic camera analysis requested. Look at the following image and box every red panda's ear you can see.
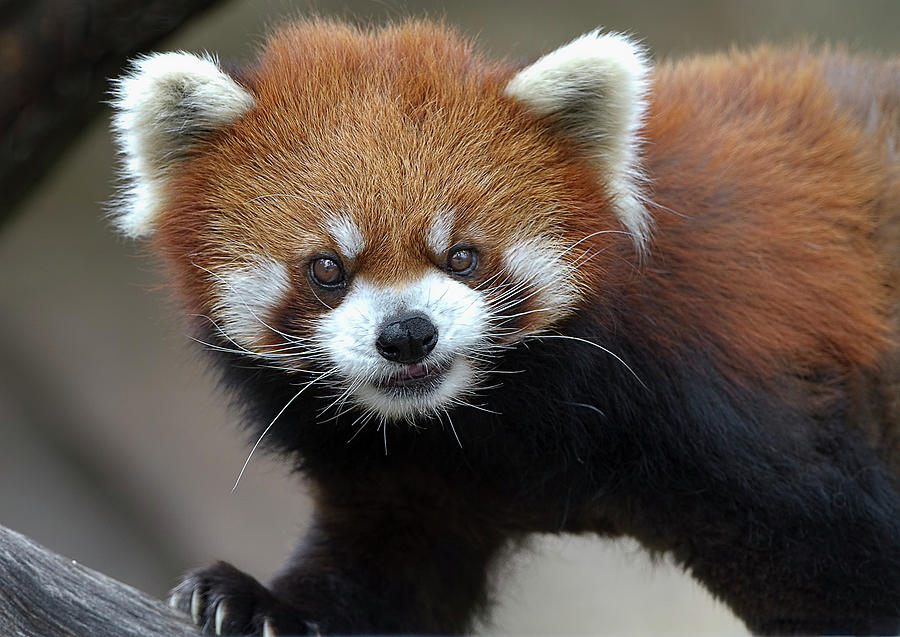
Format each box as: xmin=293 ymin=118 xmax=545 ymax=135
xmin=109 ymin=52 xmax=255 ymax=238
xmin=504 ymin=31 xmax=652 ymax=249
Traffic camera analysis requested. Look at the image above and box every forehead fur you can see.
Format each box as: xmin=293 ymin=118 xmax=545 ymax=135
xmin=155 ymin=21 xmax=617 ymax=326
xmin=156 ymin=20 xmax=620 ymax=310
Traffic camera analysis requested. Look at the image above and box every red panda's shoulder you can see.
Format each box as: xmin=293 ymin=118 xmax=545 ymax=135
xmin=628 ymin=46 xmax=896 ymax=383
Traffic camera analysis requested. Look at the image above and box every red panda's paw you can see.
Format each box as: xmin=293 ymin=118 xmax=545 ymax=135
xmin=169 ymin=561 xmax=318 ymax=636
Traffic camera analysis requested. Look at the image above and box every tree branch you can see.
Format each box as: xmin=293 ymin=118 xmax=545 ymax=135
xmin=0 ymin=0 xmax=220 ymax=226
xmin=0 ymin=523 xmax=200 ymax=637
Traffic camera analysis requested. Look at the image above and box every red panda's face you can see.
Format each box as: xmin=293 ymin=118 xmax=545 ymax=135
xmin=157 ymin=80 xmax=595 ymax=423
xmin=112 ymin=21 xmax=650 ymax=423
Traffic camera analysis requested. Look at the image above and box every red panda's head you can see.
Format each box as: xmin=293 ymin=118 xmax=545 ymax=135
xmin=110 ymin=20 xmax=650 ymax=423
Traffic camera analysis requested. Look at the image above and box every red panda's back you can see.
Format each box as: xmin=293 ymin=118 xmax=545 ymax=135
xmin=638 ymin=47 xmax=900 ymax=472
xmin=820 ymin=52 xmax=900 ymax=473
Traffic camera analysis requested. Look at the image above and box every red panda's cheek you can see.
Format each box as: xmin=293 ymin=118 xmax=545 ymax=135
xmin=486 ymin=237 xmax=583 ymax=336
xmin=203 ymin=256 xmax=294 ymax=354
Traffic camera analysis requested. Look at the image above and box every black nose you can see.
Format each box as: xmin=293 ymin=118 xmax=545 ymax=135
xmin=376 ymin=313 xmax=438 ymax=364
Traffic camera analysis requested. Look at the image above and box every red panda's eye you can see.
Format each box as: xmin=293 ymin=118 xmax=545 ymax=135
xmin=447 ymin=247 xmax=476 ymax=275
xmin=310 ymin=256 xmax=345 ymax=287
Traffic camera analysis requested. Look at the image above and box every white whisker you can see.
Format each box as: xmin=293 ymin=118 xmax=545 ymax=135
xmin=528 ymin=333 xmax=647 ymax=389
xmin=231 ymin=370 xmax=335 ymax=492
xmin=190 ymin=259 xmax=299 ymax=344
xmin=443 ymin=409 xmax=463 ymax=448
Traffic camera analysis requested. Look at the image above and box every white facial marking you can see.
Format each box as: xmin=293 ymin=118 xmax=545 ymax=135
xmin=504 ymin=30 xmax=653 ymax=250
xmin=324 ymin=214 xmax=365 ymax=260
xmin=110 ymin=52 xmax=255 ymax=238
xmin=502 ymin=237 xmax=580 ymax=324
xmin=315 ymin=271 xmax=489 ymax=421
xmin=213 ymin=257 xmax=291 ymax=349
xmin=426 ymin=206 xmax=455 ymax=257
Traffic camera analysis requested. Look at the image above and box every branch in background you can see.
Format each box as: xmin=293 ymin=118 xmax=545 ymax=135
xmin=0 ymin=523 xmax=201 ymax=637
xmin=0 ymin=0 xmax=221 ymax=226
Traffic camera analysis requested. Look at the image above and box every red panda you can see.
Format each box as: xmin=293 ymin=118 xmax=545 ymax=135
xmin=110 ymin=18 xmax=900 ymax=636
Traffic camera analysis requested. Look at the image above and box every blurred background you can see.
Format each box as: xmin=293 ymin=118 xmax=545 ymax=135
xmin=2 ymin=0 xmax=899 ymax=633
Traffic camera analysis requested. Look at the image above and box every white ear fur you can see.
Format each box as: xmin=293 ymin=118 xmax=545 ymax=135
xmin=110 ymin=52 xmax=255 ymax=238
xmin=504 ymin=31 xmax=652 ymax=249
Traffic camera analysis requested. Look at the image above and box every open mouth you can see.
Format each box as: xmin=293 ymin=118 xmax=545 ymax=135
xmin=353 ymin=358 xmax=471 ymax=420
xmin=375 ymin=362 xmax=448 ymax=391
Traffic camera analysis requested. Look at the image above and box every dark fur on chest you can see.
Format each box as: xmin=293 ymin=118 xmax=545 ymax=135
xmin=208 ymin=307 xmax=900 ymax=634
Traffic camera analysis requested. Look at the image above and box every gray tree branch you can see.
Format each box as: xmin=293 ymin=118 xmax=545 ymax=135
xmin=0 ymin=523 xmax=200 ymax=637
xmin=0 ymin=0 xmax=221 ymax=226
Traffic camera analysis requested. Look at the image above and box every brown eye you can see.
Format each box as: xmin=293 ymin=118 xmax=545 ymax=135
xmin=310 ymin=256 xmax=345 ymax=287
xmin=447 ymin=246 xmax=476 ymax=275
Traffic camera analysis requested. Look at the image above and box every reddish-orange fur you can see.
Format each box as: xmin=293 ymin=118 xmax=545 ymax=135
xmin=154 ymin=20 xmax=612 ymax=336
xmin=157 ymin=22 xmax=898 ymax=422
xmin=136 ymin=20 xmax=900 ymax=635
xmin=637 ymin=49 xmax=895 ymax=378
